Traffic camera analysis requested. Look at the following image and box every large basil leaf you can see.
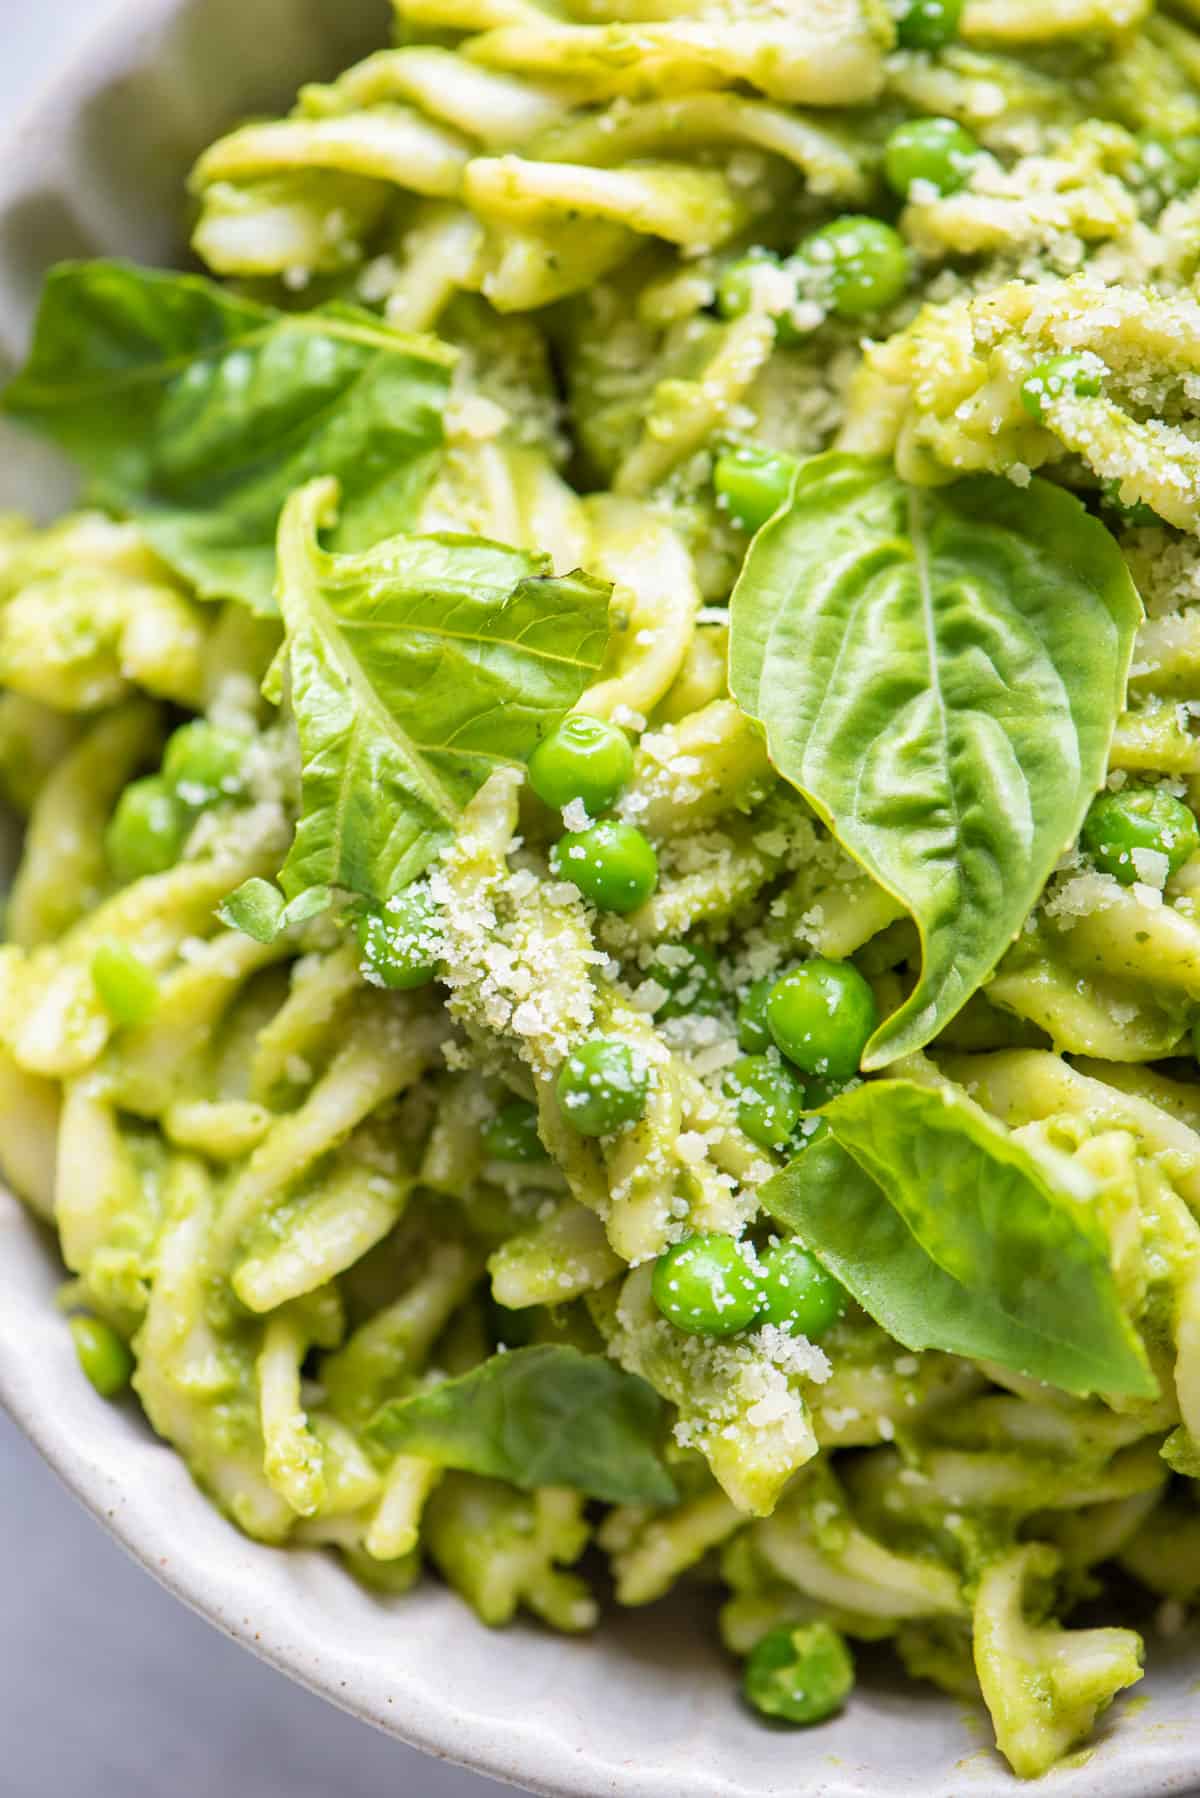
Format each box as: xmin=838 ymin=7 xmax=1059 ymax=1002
xmin=275 ymin=478 xmax=610 ymax=905
xmin=1 ymin=261 xmax=453 ymax=614
xmin=366 ymin=1344 xmax=677 ymax=1505
xmin=729 ymin=454 xmax=1142 ymax=1067
xmin=761 ymin=1079 xmax=1155 ymax=1399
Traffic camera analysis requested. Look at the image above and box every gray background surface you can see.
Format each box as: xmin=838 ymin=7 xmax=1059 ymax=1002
xmin=0 ymin=6 xmax=502 ymax=1793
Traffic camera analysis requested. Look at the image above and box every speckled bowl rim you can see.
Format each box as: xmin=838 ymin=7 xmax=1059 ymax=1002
xmin=1 ymin=7 xmax=1200 ymax=1794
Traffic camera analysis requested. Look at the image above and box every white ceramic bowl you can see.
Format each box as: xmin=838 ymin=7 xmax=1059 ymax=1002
xmin=2 ymin=6 xmax=1200 ymax=1792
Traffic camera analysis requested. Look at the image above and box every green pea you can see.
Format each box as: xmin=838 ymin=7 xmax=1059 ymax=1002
xmin=716 ymin=249 xmax=814 ymax=344
xmin=528 ymin=715 xmax=634 ymax=814
xmin=651 ymin=1232 xmax=761 ymax=1337
xmin=743 ymin=1621 xmax=855 ymax=1725
xmin=884 ymin=117 xmax=979 ymax=198
xmin=356 ymin=886 xmax=440 ymax=989
xmin=1081 ymin=787 xmax=1200 ymax=886
xmin=68 ymin=1315 xmax=133 ymax=1399
xmin=644 ymin=942 xmax=722 ymax=1018
xmin=723 ymin=1055 xmax=806 ymax=1152
xmin=551 ymin=819 xmax=658 ymax=914
xmin=483 ymin=1099 xmax=548 ymax=1163
xmin=737 ymin=976 xmax=775 ymax=1052
xmin=162 ymin=719 xmax=250 ymax=805
xmin=714 ymin=446 xmax=799 ymax=533
xmin=894 ymin=0 xmax=964 ymax=49
xmin=1020 ymin=353 xmax=1104 ymax=423
xmin=716 ymin=247 xmax=781 ymax=320
xmin=756 ymin=1240 xmax=847 ymax=1338
xmin=91 ymin=940 xmax=158 ymax=1028
xmin=556 ymin=1036 xmax=650 ymax=1136
xmin=767 ymin=959 xmax=878 ymax=1080
xmin=798 ymin=217 xmax=909 ymax=318
xmin=105 ymin=776 xmax=190 ymax=883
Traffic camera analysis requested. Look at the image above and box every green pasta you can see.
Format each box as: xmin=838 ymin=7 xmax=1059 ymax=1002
xmin=12 ymin=0 xmax=1200 ymax=1776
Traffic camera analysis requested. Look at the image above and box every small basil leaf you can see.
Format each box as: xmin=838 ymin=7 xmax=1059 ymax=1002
xmin=275 ymin=478 xmax=610 ymax=906
xmin=217 ymin=877 xmax=285 ymax=943
xmin=279 ymin=886 xmax=332 ymax=929
xmin=217 ymin=878 xmax=332 ymax=943
xmin=729 ymin=453 xmax=1142 ymax=1067
xmin=2 ymin=262 xmax=454 ymax=614
xmin=366 ymin=1344 xmax=677 ymax=1505
xmin=761 ymin=1080 xmax=1156 ymax=1399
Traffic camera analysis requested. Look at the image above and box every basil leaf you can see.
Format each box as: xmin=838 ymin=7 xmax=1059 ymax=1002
xmin=1 ymin=261 xmax=454 ymax=614
xmin=217 ymin=878 xmax=334 ymax=943
xmin=366 ymin=1344 xmax=677 ymax=1505
xmin=217 ymin=878 xmax=285 ymax=943
xmin=729 ymin=453 xmax=1142 ymax=1067
xmin=276 ymin=478 xmax=610 ymax=906
xmin=761 ymin=1080 xmax=1156 ymax=1399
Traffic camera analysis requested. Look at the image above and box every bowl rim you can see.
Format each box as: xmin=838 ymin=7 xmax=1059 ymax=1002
xmin=2 ymin=8 xmax=1200 ymax=1797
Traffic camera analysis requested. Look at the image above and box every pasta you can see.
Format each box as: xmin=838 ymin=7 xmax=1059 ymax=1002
xmin=11 ymin=0 xmax=1200 ymax=1776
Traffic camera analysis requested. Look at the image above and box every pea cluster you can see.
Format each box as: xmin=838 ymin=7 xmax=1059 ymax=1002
xmin=531 ymin=714 xmax=659 ymax=915
xmin=639 ymin=957 xmax=877 ymax=1340
xmin=558 ymin=950 xmax=877 ymax=1149
xmin=105 ymin=718 xmax=251 ymax=884
xmin=728 ymin=955 xmax=877 ymax=1147
xmin=651 ymin=1232 xmax=847 ymax=1341
xmin=713 ymin=102 xmax=982 ymax=349
xmin=708 ymin=116 xmax=979 ymax=539
xmin=371 ymin=722 xmax=882 ymax=1241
